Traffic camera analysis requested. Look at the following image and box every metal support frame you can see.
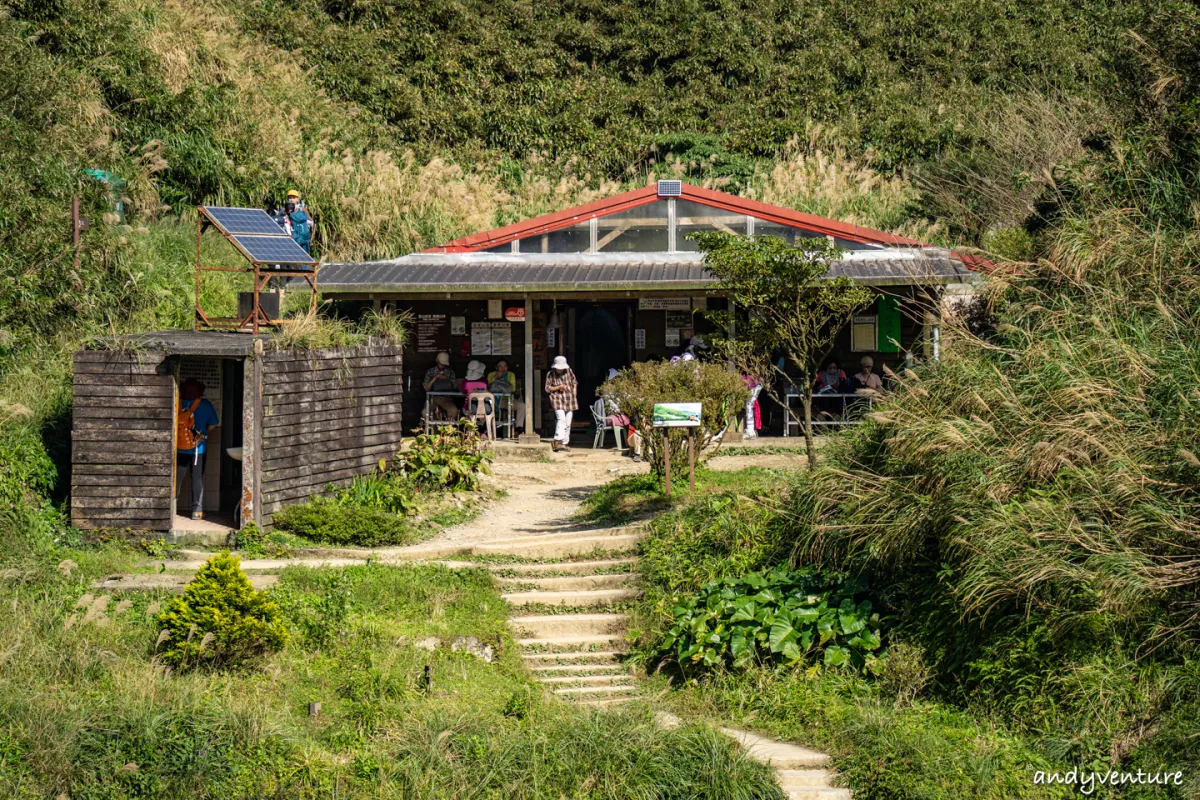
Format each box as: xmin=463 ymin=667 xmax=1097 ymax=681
xmin=193 ymin=207 xmax=321 ymax=334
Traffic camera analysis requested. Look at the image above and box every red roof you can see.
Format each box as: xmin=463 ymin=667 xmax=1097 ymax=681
xmin=429 ymin=182 xmax=920 ymax=251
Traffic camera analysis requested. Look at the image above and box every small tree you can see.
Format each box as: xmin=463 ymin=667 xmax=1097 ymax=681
xmin=604 ymin=360 xmax=748 ymax=475
xmin=693 ymin=232 xmax=872 ymax=469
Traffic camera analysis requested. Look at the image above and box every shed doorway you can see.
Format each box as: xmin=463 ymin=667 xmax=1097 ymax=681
xmin=172 ymin=356 xmax=244 ymax=535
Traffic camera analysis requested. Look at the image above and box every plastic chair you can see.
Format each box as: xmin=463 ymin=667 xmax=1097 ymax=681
xmin=467 ymin=392 xmax=497 ymax=440
xmin=591 ymin=399 xmax=625 ymax=450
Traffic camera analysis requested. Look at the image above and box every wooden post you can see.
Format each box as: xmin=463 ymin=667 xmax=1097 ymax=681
xmin=662 ymin=429 xmax=671 ymax=499
xmin=519 ymin=297 xmax=538 ymax=443
xmin=71 ymin=197 xmax=82 ymax=270
xmin=688 ymin=430 xmax=696 ymax=492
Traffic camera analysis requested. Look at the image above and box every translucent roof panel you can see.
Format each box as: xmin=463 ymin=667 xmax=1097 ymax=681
xmin=676 ymin=199 xmax=748 ymax=251
xmin=753 ymin=216 xmax=883 ymax=250
xmin=596 ymin=201 xmax=670 ymax=252
xmin=519 ymin=221 xmax=591 ymax=253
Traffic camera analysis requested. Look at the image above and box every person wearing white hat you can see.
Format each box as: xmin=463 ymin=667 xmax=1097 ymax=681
xmin=461 ymin=360 xmax=490 ymax=420
xmin=544 ymin=355 xmax=578 ymax=451
xmin=422 ymin=352 xmax=459 ymax=422
xmin=851 ymin=356 xmax=884 ymax=392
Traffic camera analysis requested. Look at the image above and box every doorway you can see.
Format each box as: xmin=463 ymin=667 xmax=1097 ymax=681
xmin=570 ymin=303 xmax=631 ymax=416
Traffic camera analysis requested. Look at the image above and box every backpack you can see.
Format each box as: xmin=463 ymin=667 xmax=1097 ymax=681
xmin=177 ymin=399 xmax=202 ymax=450
xmin=488 ymin=378 xmax=513 ymax=394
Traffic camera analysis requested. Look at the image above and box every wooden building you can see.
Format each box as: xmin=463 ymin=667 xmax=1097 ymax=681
xmin=71 ymin=331 xmax=402 ymax=537
xmin=312 ymin=181 xmax=981 ymax=436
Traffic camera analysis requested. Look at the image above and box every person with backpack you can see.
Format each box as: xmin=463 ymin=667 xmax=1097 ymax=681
xmin=284 ymin=189 xmax=314 ymax=253
xmin=177 ymin=378 xmax=219 ymax=521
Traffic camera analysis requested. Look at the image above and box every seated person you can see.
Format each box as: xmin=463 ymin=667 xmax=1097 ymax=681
xmin=815 ymin=359 xmax=847 ymax=393
xmin=487 ymin=359 xmax=524 ymax=431
xmin=461 ymin=360 xmax=491 ymax=417
xmin=849 ymin=356 xmax=885 ymax=392
xmin=423 ymin=352 xmax=459 ymax=421
xmin=601 ymin=368 xmax=631 ymax=428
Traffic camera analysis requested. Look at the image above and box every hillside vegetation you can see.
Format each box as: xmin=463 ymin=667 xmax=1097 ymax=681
xmin=3 ymin=0 xmax=1200 ymax=796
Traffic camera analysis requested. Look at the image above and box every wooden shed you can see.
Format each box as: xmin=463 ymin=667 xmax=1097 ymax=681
xmin=71 ymin=331 xmax=403 ymax=539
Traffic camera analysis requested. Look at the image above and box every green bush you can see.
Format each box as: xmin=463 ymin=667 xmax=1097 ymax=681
xmin=272 ymin=502 xmax=414 ymax=547
xmin=658 ymin=567 xmax=884 ymax=675
xmin=327 ymin=471 xmax=420 ymax=515
xmin=391 ymin=422 xmax=492 ymax=491
xmin=155 ymin=552 xmax=288 ymax=671
xmin=604 ymin=360 xmax=748 ymax=475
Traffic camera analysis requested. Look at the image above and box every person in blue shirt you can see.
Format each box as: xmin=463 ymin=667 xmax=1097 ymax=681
xmin=177 ymin=378 xmax=219 ymax=520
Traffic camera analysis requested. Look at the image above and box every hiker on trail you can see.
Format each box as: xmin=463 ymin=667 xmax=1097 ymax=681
xmin=850 ymin=356 xmax=884 ymax=392
xmin=545 ymin=355 xmax=578 ymax=452
xmin=423 ymin=352 xmax=459 ymax=422
xmin=177 ymin=378 xmax=218 ymax=521
xmin=488 ymin=359 xmax=525 ymax=433
xmin=284 ymin=190 xmax=313 ymax=253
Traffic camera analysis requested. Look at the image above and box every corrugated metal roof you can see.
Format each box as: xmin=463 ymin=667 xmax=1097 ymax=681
xmin=311 ymin=250 xmax=972 ymax=295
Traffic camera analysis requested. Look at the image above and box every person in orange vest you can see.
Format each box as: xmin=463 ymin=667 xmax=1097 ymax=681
xmin=177 ymin=378 xmax=219 ymax=520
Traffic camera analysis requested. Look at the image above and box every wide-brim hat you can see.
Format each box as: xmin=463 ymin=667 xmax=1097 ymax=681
xmin=606 ymin=368 xmax=619 ymax=380
xmin=551 ymin=355 xmax=569 ymax=370
xmin=465 ymin=360 xmax=486 ymax=380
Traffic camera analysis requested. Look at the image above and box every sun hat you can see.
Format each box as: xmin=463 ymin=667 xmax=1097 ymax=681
xmin=606 ymin=368 xmax=619 ymax=380
xmin=436 ymin=352 xmax=450 ymax=366
xmin=551 ymin=355 xmax=569 ymax=370
xmin=465 ymin=360 xmax=486 ymax=380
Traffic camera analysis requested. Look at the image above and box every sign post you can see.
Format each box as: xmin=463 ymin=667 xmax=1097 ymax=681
xmin=652 ymin=402 xmax=702 ymax=497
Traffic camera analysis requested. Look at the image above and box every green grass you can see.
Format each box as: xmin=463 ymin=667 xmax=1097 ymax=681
xmin=0 ymin=555 xmax=785 ymax=799
xmin=578 ymin=466 xmax=795 ymax=527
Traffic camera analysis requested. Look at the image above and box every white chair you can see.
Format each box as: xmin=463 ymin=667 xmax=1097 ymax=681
xmin=467 ymin=391 xmax=497 ymax=441
xmin=591 ymin=398 xmax=625 ymax=450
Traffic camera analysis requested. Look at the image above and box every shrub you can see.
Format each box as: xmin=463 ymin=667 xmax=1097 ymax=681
xmin=657 ymin=567 xmax=884 ymax=675
xmin=604 ymin=361 xmax=748 ymax=475
xmin=272 ymin=502 xmax=414 ymax=547
xmin=155 ymin=553 xmax=288 ymax=671
xmin=391 ymin=421 xmax=492 ymax=491
xmin=878 ymin=642 xmax=932 ymax=708
xmin=327 ymin=470 xmax=420 ymax=515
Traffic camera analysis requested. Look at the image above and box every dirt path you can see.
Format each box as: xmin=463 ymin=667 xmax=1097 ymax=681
xmin=404 ymin=451 xmax=647 ymax=548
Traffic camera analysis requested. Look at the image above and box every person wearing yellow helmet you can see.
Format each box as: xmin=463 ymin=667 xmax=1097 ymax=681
xmin=281 ymin=189 xmax=313 ymax=253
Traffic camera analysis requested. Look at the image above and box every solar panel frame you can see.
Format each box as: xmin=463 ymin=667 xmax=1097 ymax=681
xmin=232 ymin=234 xmax=317 ymax=265
xmin=203 ymin=206 xmax=288 ymax=236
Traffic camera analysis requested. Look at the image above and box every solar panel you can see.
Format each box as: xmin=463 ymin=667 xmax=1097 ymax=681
xmin=203 ymin=206 xmax=287 ymax=236
xmin=232 ymin=235 xmax=316 ymax=265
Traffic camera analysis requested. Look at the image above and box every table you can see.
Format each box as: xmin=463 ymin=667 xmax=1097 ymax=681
xmin=425 ymin=391 xmax=517 ymax=439
xmin=782 ymin=392 xmax=874 ymax=436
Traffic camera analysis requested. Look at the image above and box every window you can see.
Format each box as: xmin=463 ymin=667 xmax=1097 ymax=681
xmin=851 ymin=316 xmax=878 ymax=352
xmin=595 ymin=202 xmax=670 ymax=252
xmin=675 ymin=200 xmax=747 ymax=251
xmin=518 ymin=222 xmax=591 ymax=253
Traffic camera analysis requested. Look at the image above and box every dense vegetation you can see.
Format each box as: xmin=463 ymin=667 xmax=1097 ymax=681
xmin=4 ymin=0 xmax=1200 ymax=796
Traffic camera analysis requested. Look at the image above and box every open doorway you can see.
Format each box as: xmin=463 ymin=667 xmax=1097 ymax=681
xmin=173 ymin=356 xmax=244 ymax=535
xmin=570 ymin=303 xmax=631 ymax=414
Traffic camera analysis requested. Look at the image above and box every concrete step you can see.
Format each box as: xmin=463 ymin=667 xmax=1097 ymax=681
xmin=490 ymin=558 xmax=636 ymax=576
xmin=93 ymin=573 xmax=278 ymax=592
xmin=720 ymin=727 xmax=830 ymax=769
xmin=576 ymin=696 xmax=636 ymax=708
xmin=529 ymin=663 xmax=626 ymax=675
xmin=782 ymin=790 xmax=851 ymax=800
xmin=473 ymin=532 xmax=643 ymax=559
xmin=510 ymin=613 xmax=628 ymax=638
xmin=777 ymin=770 xmax=837 ymax=789
xmin=516 ymin=635 xmax=625 ymax=651
xmin=551 ymin=684 xmax=637 ymax=696
xmin=535 ymin=674 xmax=633 ymax=686
xmin=498 ymin=573 xmax=635 ymax=591
xmin=521 ymin=650 xmax=624 ymax=664
xmin=502 ymin=587 xmax=641 ymax=607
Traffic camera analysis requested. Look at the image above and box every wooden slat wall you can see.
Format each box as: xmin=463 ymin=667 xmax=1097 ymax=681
xmin=71 ymin=350 xmax=175 ymax=530
xmin=258 ymin=346 xmax=403 ymax=527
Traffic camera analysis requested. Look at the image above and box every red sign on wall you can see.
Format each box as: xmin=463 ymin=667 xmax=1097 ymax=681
xmin=504 ymin=306 xmax=526 ymax=322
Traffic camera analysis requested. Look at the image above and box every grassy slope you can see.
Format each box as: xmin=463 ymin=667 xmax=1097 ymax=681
xmin=0 ymin=557 xmax=783 ymax=799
